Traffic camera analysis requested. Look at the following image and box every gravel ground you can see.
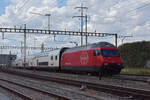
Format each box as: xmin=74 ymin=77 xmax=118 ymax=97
xmin=0 ymin=72 xmax=133 ymax=100
xmin=0 ymin=80 xmax=57 ymax=100
xmin=11 ymin=69 xmax=150 ymax=91
xmin=0 ymin=87 xmax=22 ymax=100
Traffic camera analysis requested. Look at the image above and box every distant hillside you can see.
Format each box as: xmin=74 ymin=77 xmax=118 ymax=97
xmin=118 ymin=41 xmax=150 ymax=68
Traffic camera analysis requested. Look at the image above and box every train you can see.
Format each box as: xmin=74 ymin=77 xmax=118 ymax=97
xmin=13 ymin=42 xmax=123 ymax=76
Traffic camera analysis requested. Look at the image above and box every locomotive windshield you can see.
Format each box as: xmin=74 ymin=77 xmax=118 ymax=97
xmin=101 ymin=49 xmax=120 ymax=57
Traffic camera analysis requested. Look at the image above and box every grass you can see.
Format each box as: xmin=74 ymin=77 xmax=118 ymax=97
xmin=121 ymin=67 xmax=150 ymax=75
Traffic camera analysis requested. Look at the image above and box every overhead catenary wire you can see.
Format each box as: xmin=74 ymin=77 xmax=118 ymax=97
xmin=11 ymin=0 xmax=148 ymax=28
xmin=114 ymin=0 xmax=150 ymax=11
xmin=114 ymin=1 xmax=150 ymax=20
xmin=3 ymin=1 xmax=150 ymax=35
xmin=108 ymin=1 xmax=150 ymax=35
xmin=127 ymin=1 xmax=150 ymax=14
xmin=15 ymin=0 xmax=31 ymax=13
xmin=15 ymin=0 xmax=26 ymax=10
xmin=11 ymin=0 xmax=31 ymax=26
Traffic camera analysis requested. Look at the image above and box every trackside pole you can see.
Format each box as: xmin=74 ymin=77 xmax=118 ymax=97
xmin=24 ymin=24 xmax=26 ymax=69
xmin=37 ymin=59 xmax=38 ymax=70
xmin=98 ymin=69 xmax=103 ymax=80
xmin=115 ymin=34 xmax=118 ymax=47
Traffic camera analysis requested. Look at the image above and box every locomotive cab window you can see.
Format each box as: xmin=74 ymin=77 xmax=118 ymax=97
xmin=101 ymin=49 xmax=120 ymax=57
xmin=93 ymin=50 xmax=101 ymax=56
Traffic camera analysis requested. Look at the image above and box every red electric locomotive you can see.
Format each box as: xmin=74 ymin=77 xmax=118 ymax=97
xmin=61 ymin=42 xmax=123 ymax=75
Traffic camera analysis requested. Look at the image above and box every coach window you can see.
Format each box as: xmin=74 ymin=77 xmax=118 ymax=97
xmin=51 ymin=56 xmax=53 ymax=60
xmin=55 ymin=55 xmax=57 ymax=60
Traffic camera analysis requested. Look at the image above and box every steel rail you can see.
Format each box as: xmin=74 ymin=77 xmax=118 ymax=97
xmin=112 ymin=75 xmax=148 ymax=83
xmin=121 ymin=73 xmax=150 ymax=77
xmin=111 ymin=74 xmax=150 ymax=83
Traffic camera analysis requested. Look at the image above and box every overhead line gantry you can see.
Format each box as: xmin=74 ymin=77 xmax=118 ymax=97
xmin=0 ymin=27 xmax=118 ymax=46
xmin=0 ymin=45 xmax=58 ymax=50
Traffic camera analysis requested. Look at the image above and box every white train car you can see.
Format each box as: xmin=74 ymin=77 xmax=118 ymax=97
xmin=17 ymin=59 xmax=23 ymax=67
xmin=31 ymin=49 xmax=60 ymax=69
xmin=14 ymin=48 xmax=63 ymax=70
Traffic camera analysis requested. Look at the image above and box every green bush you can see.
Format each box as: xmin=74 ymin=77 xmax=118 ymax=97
xmin=121 ymin=67 xmax=150 ymax=75
xmin=118 ymin=41 xmax=150 ymax=68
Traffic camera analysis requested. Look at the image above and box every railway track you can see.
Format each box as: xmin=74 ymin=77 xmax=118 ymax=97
xmin=0 ymin=82 xmax=32 ymax=100
xmin=112 ymin=74 xmax=150 ymax=83
xmin=18 ymin=67 xmax=150 ymax=83
xmin=121 ymin=74 xmax=150 ymax=77
xmin=111 ymin=75 xmax=148 ymax=83
xmin=1 ymin=68 xmax=150 ymax=100
xmin=0 ymin=78 xmax=69 ymax=100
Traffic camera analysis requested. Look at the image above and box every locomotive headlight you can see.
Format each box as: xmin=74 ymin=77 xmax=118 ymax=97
xmin=104 ymin=63 xmax=108 ymax=66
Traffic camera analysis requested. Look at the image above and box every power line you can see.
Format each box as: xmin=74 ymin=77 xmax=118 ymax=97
xmin=115 ymin=1 xmax=150 ymax=21
xmin=15 ymin=0 xmax=31 ymax=13
xmin=115 ymin=0 xmax=149 ymax=11
xmin=24 ymin=15 xmax=37 ymax=24
xmin=11 ymin=0 xmax=31 ymax=26
xmin=30 ymin=12 xmax=51 ymax=30
xmin=29 ymin=12 xmax=54 ymax=40
xmin=15 ymin=0 xmax=26 ymax=10
xmin=112 ymin=1 xmax=150 ymax=34
xmin=125 ymin=1 xmax=150 ymax=15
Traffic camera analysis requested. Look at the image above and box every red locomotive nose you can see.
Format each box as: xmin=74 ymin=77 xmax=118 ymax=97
xmin=100 ymin=48 xmax=122 ymax=65
xmin=103 ymin=57 xmax=122 ymax=65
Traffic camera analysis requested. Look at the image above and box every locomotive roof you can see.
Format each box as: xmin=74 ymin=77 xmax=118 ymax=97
xmin=64 ymin=42 xmax=116 ymax=53
xmin=16 ymin=49 xmax=61 ymax=60
xmin=33 ymin=49 xmax=60 ymax=58
xmin=91 ymin=42 xmax=116 ymax=48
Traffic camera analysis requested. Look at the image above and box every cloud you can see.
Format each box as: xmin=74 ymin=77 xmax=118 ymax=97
xmin=0 ymin=0 xmax=150 ymax=55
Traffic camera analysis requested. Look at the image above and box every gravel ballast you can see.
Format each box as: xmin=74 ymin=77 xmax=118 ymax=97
xmin=0 ymin=71 xmax=134 ymax=100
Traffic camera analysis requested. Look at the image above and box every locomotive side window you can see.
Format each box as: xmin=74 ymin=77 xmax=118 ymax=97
xmin=93 ymin=50 xmax=101 ymax=56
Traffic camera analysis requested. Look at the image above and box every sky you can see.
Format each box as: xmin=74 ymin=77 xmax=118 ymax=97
xmin=0 ymin=0 xmax=150 ymax=56
xmin=0 ymin=0 xmax=11 ymax=15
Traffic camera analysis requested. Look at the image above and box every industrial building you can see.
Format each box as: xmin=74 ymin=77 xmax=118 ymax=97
xmin=0 ymin=54 xmax=16 ymax=66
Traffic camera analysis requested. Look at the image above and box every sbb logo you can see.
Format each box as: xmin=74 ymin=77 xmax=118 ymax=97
xmin=80 ymin=52 xmax=89 ymax=65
